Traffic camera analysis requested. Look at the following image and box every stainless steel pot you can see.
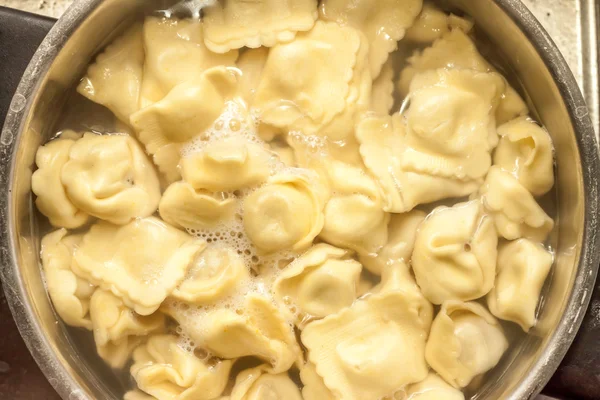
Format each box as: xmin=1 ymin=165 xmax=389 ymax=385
xmin=1 ymin=0 xmax=599 ymax=399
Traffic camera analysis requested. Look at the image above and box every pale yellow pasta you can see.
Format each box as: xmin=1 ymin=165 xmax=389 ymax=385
xmin=90 ymin=289 xmax=164 ymax=368
xmin=230 ymin=365 xmax=303 ymax=400
xmin=236 ymin=47 xmax=269 ymax=105
xmin=202 ymin=0 xmax=318 ymax=53
xmin=406 ymin=373 xmax=465 ymax=400
xmin=404 ymin=2 xmax=473 ymax=43
xmin=370 ymin=60 xmax=395 ymax=114
xmin=131 ymin=334 xmax=232 ymax=400
xmin=487 ymin=239 xmax=553 ymax=331
xmin=61 ymin=133 xmax=161 ymax=225
xmin=32 ymin=135 xmax=90 ymax=229
xmin=77 ymin=24 xmax=144 ymax=124
xmin=72 ymin=217 xmax=206 ymax=315
xmin=478 ymin=166 xmax=554 ymax=241
xmin=425 ymin=301 xmax=508 ymax=388
xmin=300 ymin=362 xmax=336 ymax=400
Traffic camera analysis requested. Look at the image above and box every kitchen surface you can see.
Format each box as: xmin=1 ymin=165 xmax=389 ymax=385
xmin=0 ymin=1 xmax=597 ymax=399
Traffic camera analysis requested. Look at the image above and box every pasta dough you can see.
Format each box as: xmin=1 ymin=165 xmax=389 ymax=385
xmin=412 ymin=201 xmax=498 ymax=304
xmin=406 ymin=373 xmax=465 ymax=400
xmin=369 ymin=60 xmax=395 ymax=115
xmin=404 ymin=2 xmax=473 ymax=43
xmin=230 ymin=365 xmax=303 ymax=400
xmin=300 ymin=362 xmax=336 ymax=400
xmin=478 ymin=166 xmax=554 ymax=241
xmin=131 ymin=334 xmax=232 ymax=400
xmin=236 ymin=47 xmax=269 ymax=104
xmin=487 ymin=239 xmax=553 ymax=331
xmin=425 ymin=301 xmax=508 ymax=388
xmin=273 ymin=243 xmax=362 ymax=322
xmin=202 ymin=0 xmax=318 ymax=53
xmin=61 ymin=133 xmax=161 ymax=225
xmin=72 ymin=217 xmax=206 ymax=315
xmin=494 ymin=117 xmax=555 ymax=196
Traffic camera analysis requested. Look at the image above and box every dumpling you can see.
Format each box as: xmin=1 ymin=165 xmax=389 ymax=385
xmin=131 ymin=334 xmax=232 ymax=400
xmin=131 ymin=67 xmax=241 ymax=184
xmin=405 ymin=373 xmax=465 ymax=400
xmin=302 ymin=291 xmax=430 ymax=400
xmin=244 ymin=171 xmax=327 ymax=253
xmin=253 ymin=21 xmax=364 ymax=138
xmin=412 ymin=200 xmax=498 ymax=304
xmin=360 ymin=210 xmax=426 ymax=275
xmin=90 ymin=290 xmax=164 ymax=369
xmin=398 ymin=29 xmax=528 ymax=124
xmin=300 ymin=362 xmax=336 ymax=400
xmin=236 ymin=47 xmax=269 ymax=105
xmin=404 ymin=2 xmax=473 ymax=43
xmin=319 ymin=160 xmax=390 ymax=254
xmin=478 ymin=166 xmax=554 ymax=241
xmin=41 ymin=229 xmax=94 ymax=329
xmin=173 ymin=294 xmax=301 ymax=373
xmin=60 ymin=133 xmax=161 ymax=225
xmin=356 ymin=113 xmax=480 ymax=213
xmin=320 ymin=0 xmax=423 ymax=78
xmin=494 ymin=117 xmax=555 ymax=196
xmin=202 ymin=0 xmax=318 ymax=53
xmin=77 ymin=24 xmax=144 ymax=124
xmin=171 ymin=246 xmax=250 ymax=304
xmin=181 ymin=137 xmax=271 ymax=192
xmin=140 ymin=17 xmax=238 ymax=105
xmin=32 ymin=135 xmax=90 ymax=228
xmin=487 ymin=239 xmax=553 ymax=331
xmin=72 ymin=217 xmax=206 ymax=315
xmin=425 ymin=301 xmax=508 ymax=388
xmin=369 ymin=60 xmax=395 ymax=114
xmin=273 ymin=243 xmax=362 ymax=322
xmin=230 ymin=365 xmax=303 ymax=400
xmin=159 ymin=181 xmax=237 ymax=230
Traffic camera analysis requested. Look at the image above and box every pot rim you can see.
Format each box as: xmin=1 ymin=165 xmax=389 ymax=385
xmin=1 ymin=1 xmax=598 ymax=399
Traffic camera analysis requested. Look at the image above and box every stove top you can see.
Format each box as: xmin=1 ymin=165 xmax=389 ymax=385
xmin=0 ymin=3 xmax=598 ymax=400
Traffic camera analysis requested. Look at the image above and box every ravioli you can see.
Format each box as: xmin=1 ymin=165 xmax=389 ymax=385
xmin=412 ymin=201 xmax=498 ymax=304
xmin=202 ymin=0 xmax=318 ymax=53
xmin=300 ymin=362 xmax=336 ymax=400
xmin=320 ymin=0 xmax=423 ymax=78
xmin=494 ymin=117 xmax=555 ymax=196
xmin=90 ymin=290 xmax=164 ymax=368
xmin=370 ymin=60 xmax=395 ymax=114
xmin=78 ymin=24 xmax=144 ymax=124
xmin=131 ymin=334 xmax=232 ymax=400
xmin=487 ymin=239 xmax=553 ymax=331
xmin=72 ymin=217 xmax=206 ymax=315
xmin=61 ymin=133 xmax=161 ymax=225
xmin=41 ymin=229 xmax=93 ymax=329
xmin=230 ymin=365 xmax=303 ymax=400
xmin=244 ymin=171 xmax=328 ymax=253
xmin=478 ymin=166 xmax=554 ymax=241
xmin=404 ymin=2 xmax=473 ymax=43
xmin=302 ymin=291 xmax=430 ymax=400
xmin=32 ymin=135 xmax=90 ymax=229
xmin=273 ymin=244 xmax=362 ymax=322
xmin=425 ymin=301 xmax=508 ymax=388
xmin=406 ymin=373 xmax=465 ymax=400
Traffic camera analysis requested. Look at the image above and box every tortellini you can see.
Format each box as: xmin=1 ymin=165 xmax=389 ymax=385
xmin=159 ymin=181 xmax=237 ymax=230
xmin=202 ymin=0 xmax=318 ymax=53
xmin=487 ymin=239 xmax=553 ymax=331
xmin=412 ymin=201 xmax=498 ymax=304
xmin=32 ymin=135 xmax=90 ymax=228
xmin=273 ymin=244 xmax=362 ymax=321
xmin=230 ymin=365 xmax=303 ymax=400
xmin=131 ymin=334 xmax=232 ymax=400
xmin=171 ymin=246 xmax=250 ymax=304
xmin=320 ymin=0 xmax=423 ymax=78
xmin=77 ymin=24 xmax=144 ymax=124
xmin=302 ymin=292 xmax=431 ymax=400
xmin=406 ymin=373 xmax=465 ymax=400
xmin=41 ymin=229 xmax=93 ymax=329
xmin=244 ymin=172 xmax=327 ymax=253
xmin=90 ymin=290 xmax=164 ymax=368
xmin=360 ymin=210 xmax=426 ymax=275
xmin=61 ymin=133 xmax=161 ymax=225
xmin=425 ymin=301 xmax=508 ymax=388
xmin=319 ymin=160 xmax=389 ymax=254
xmin=72 ymin=217 xmax=206 ymax=315
xmin=478 ymin=166 xmax=554 ymax=241
xmin=494 ymin=117 xmax=555 ymax=196
xmin=180 ymin=138 xmax=271 ymax=192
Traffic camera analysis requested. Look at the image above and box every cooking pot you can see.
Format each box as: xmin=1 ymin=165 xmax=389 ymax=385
xmin=0 ymin=0 xmax=599 ymax=399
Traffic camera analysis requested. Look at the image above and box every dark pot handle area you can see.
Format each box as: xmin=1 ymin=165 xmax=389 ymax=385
xmin=0 ymin=6 xmax=598 ymax=400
